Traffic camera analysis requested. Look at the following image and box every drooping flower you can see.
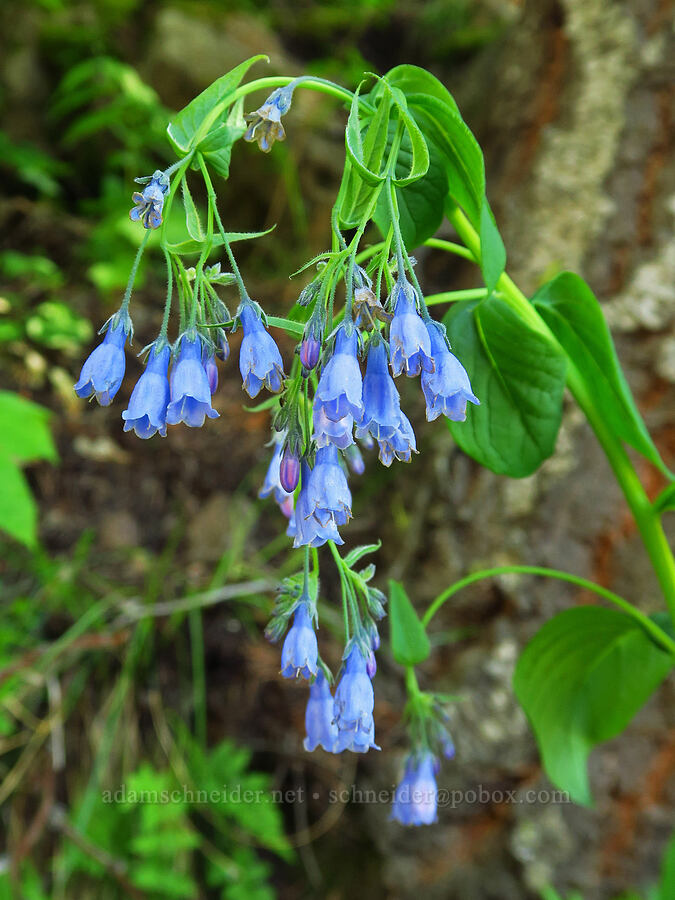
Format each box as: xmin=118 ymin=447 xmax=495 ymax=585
xmin=389 ymin=279 xmax=434 ymax=377
xmin=244 ymin=85 xmax=294 ymax=153
xmin=312 ymin=403 xmax=354 ymax=451
xmin=166 ymin=336 xmax=219 ymax=428
xmin=314 ymin=325 xmax=363 ymax=423
xmin=333 ymin=646 xmax=378 ymax=752
xmin=259 ymin=440 xmax=293 ymax=506
xmin=279 ymin=448 xmax=300 ymax=493
xmin=238 ymin=304 xmax=285 ymax=398
xmin=129 ymin=170 xmax=170 ymax=230
xmin=121 ymin=343 xmax=171 ymax=439
xmin=376 ymin=411 xmax=417 ymax=467
xmin=74 ymin=317 xmax=130 ymax=406
xmin=293 ymin=461 xmax=344 ymax=548
xmin=334 ymin=712 xmax=379 ymax=753
xmin=280 ymin=602 xmax=318 ymax=680
xmin=304 ymin=671 xmax=339 ymax=753
xmin=391 ymin=752 xmax=439 ymax=826
xmin=356 ymin=340 xmax=401 ymax=443
xmin=306 ymin=445 xmax=352 ymax=527
xmin=422 ymin=321 xmax=479 ymax=422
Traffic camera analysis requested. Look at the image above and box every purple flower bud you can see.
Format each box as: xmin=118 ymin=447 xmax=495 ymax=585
xmin=202 ymin=346 xmax=219 ymax=394
xmin=366 ymin=650 xmax=377 ymax=679
xmin=279 ymin=449 xmax=300 ymax=493
xmin=300 ymin=336 xmax=321 ymax=371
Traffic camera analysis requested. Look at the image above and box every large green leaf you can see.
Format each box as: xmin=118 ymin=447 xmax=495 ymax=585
xmin=533 ymin=273 xmax=672 ymax=479
xmin=514 ymin=606 xmax=673 ymax=806
xmin=0 ymin=452 xmax=37 ymax=547
xmin=389 ymin=579 xmax=430 ymax=666
xmin=0 ymin=391 xmax=57 ymax=463
xmin=367 ymin=64 xmax=485 ymax=225
xmin=443 ymin=296 xmax=567 ymax=477
xmin=378 ymin=65 xmax=460 ymax=116
xmin=167 ymin=55 xmax=267 ymax=153
xmin=479 ymin=197 xmax=506 ymax=294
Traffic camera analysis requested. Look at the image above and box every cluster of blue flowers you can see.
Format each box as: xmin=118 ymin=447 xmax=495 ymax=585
xmin=75 ymin=299 xmax=286 ymax=439
xmin=74 ymin=81 xmax=478 ymax=828
xmin=276 ymin=603 xmax=379 ymax=754
xmin=257 ymin=270 xmax=478 ymax=551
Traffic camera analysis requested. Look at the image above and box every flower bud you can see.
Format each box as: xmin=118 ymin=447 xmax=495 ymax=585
xmin=279 ymin=449 xmax=300 ymax=493
xmin=300 ymin=336 xmax=321 ymax=371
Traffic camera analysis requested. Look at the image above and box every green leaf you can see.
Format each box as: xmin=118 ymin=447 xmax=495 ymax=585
xmin=408 ymin=93 xmax=484 ymax=225
xmin=181 ymin=178 xmax=204 ymax=243
xmin=373 ymin=127 xmax=448 ymax=249
xmin=0 ymin=452 xmax=37 ymax=547
xmin=532 ymin=273 xmax=672 ymax=479
xmin=344 ymin=84 xmax=388 ymax=187
xmin=377 ymin=81 xmax=429 ymax=187
xmin=343 ymin=542 xmax=381 ymax=568
xmin=654 ymin=483 xmax=675 ymax=515
xmin=166 ymin=226 xmax=275 ymax=256
xmin=339 ymin=88 xmax=391 ymax=226
xmin=196 ymin=100 xmax=247 ymax=179
xmin=658 ymin=831 xmax=675 ymax=900
xmin=389 ymin=579 xmax=430 ymax=666
xmin=167 ymin=55 xmax=268 ymax=153
xmin=0 ymin=391 xmax=58 ymax=464
xmin=379 ymin=65 xmax=461 ymax=116
xmin=513 ymin=606 xmax=673 ymax=806
xmin=443 ymin=296 xmax=567 ymax=477
xmin=479 ymin=197 xmax=506 ymax=294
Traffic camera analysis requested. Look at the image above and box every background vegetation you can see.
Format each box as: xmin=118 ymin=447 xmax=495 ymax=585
xmin=1 ymin=0 xmax=673 ymax=898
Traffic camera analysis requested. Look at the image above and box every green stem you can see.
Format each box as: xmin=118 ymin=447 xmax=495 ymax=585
xmin=303 ymin=545 xmax=311 ymax=599
xmin=446 ymin=205 xmax=675 ymax=626
xmin=405 ymin=665 xmax=422 ymax=700
xmin=328 ymin=540 xmax=351 ymax=641
xmin=198 ymin=154 xmax=250 ymax=303
xmin=159 ymin=249 xmax=173 ymax=340
xmin=120 ymin=230 xmax=150 ymax=314
xmin=422 ymin=565 xmax=675 ymax=657
xmin=425 ymin=288 xmax=487 ymax=306
xmin=231 ymin=75 xmax=363 ymax=111
xmin=424 ymin=237 xmax=476 ymax=262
